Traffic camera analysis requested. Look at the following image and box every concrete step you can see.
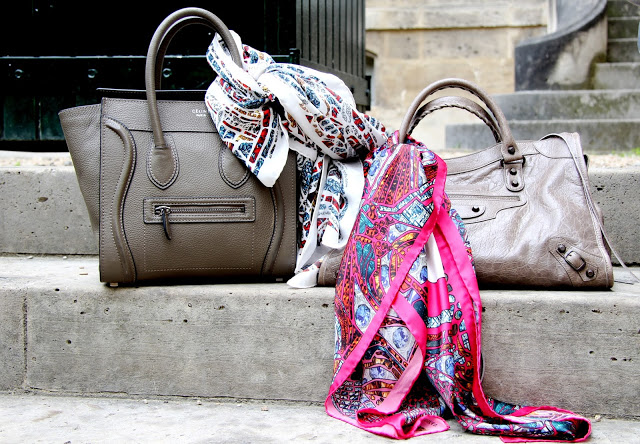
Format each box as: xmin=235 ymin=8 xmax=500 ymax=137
xmin=446 ymin=119 xmax=640 ymax=153
xmin=608 ymin=16 xmax=640 ymax=39
xmin=593 ymin=62 xmax=640 ymax=89
xmin=607 ymin=38 xmax=640 ymax=62
xmin=491 ymin=90 xmax=640 ymax=120
xmin=1 ymin=255 xmax=639 ymax=419
xmin=2 ymin=161 xmax=639 ymax=265
xmin=1 ymin=393 xmax=640 ymax=443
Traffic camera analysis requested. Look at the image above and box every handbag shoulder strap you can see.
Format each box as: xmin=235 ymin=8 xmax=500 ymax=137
xmin=544 ymin=133 xmax=639 ymax=285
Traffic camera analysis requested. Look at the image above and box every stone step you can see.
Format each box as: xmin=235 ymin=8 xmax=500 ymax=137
xmin=446 ymin=119 xmax=640 ymax=153
xmin=607 ymin=38 xmax=640 ymax=62
xmin=608 ymin=16 xmax=639 ymax=39
xmin=491 ymin=90 xmax=640 ymax=120
xmin=1 ymin=164 xmax=639 ymax=264
xmin=1 ymin=393 xmax=640 ymax=443
xmin=593 ymin=62 xmax=640 ymax=89
xmin=1 ymin=255 xmax=639 ymax=419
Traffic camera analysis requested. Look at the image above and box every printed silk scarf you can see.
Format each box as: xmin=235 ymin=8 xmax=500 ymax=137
xmin=326 ymin=132 xmax=591 ymax=442
xmin=204 ymin=32 xmax=387 ymax=286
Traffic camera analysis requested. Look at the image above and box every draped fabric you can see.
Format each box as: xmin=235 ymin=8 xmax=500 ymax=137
xmin=326 ymin=132 xmax=591 ymax=442
xmin=204 ymin=32 xmax=387 ymax=284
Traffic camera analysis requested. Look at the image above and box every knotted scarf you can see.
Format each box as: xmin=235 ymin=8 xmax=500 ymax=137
xmin=326 ymin=131 xmax=591 ymax=442
xmin=204 ymin=33 xmax=387 ymax=285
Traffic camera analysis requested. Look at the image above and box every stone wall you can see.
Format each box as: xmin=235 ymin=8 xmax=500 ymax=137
xmin=366 ymin=0 xmax=549 ymax=149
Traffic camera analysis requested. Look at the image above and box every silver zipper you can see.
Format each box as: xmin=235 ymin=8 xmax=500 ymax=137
xmin=154 ymin=203 xmax=246 ymax=240
xmin=155 ymin=205 xmax=172 ymax=240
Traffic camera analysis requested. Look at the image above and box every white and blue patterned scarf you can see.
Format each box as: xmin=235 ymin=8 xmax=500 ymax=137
xmin=205 ymin=32 xmax=387 ymax=286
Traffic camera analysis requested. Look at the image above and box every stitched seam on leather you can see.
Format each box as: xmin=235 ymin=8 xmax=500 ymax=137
xmin=261 ymin=186 xmax=279 ymax=276
xmin=100 ymin=113 xmax=109 ymax=279
xmin=143 ymin=196 xmax=255 ymax=223
xmin=112 ymin=118 xmax=137 ymax=280
xmin=147 ymin=134 xmax=179 ymax=189
xmin=141 ymin=206 xmax=256 ymax=274
xmin=103 ymin=116 xmax=137 ymax=282
xmin=118 ymin=122 xmax=137 ymax=281
xmin=278 ymin=159 xmax=297 ymax=272
xmin=219 ymin=146 xmax=251 ymax=189
xmin=145 ymin=267 xmax=253 ymax=271
xmin=141 ymin=232 xmax=254 ymax=273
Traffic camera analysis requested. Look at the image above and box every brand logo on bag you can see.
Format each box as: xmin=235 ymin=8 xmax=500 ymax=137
xmin=192 ymin=109 xmax=208 ymax=117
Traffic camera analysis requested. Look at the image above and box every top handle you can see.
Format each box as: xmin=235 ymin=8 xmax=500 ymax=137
xmin=398 ymin=78 xmax=522 ymax=165
xmin=154 ymin=16 xmax=212 ymax=90
xmin=407 ymin=96 xmax=501 ymax=144
xmin=145 ymin=7 xmax=242 ymax=149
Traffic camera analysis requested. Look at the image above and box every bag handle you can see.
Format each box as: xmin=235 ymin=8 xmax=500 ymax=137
xmin=407 ymin=96 xmax=501 ymax=144
xmin=399 ymin=78 xmax=521 ymax=164
xmin=399 ymin=78 xmax=524 ymax=192
xmin=145 ymin=8 xmax=241 ymax=150
xmin=154 ymin=16 xmax=212 ymax=90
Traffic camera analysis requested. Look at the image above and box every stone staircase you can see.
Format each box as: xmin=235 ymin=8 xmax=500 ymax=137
xmin=0 ymin=155 xmax=639 ymax=426
xmin=447 ymin=0 xmax=640 ymax=152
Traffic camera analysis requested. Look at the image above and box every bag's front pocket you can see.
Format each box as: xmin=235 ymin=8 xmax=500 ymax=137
xmin=447 ymin=193 xmax=526 ymax=224
xmin=144 ymin=197 xmax=256 ymax=239
xmin=139 ymin=196 xmax=259 ymax=279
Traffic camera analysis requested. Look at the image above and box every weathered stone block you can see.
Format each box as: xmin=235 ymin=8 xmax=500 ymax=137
xmin=0 ymin=255 xmax=635 ymax=418
xmin=24 ymin=256 xmax=335 ymax=401
xmin=366 ymin=0 xmax=548 ymax=30
xmin=591 ymin=168 xmax=640 ymax=265
xmin=0 ymin=285 xmax=25 ymax=390
xmin=0 ymin=167 xmax=97 ymax=255
xmin=481 ymin=288 xmax=640 ymax=418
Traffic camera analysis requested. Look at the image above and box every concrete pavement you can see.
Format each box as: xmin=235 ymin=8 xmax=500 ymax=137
xmin=1 ymin=392 xmax=640 ymax=443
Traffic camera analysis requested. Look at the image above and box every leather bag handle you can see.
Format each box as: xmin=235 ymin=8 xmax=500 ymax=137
xmin=399 ymin=78 xmax=522 ymax=165
xmin=407 ymin=96 xmax=501 ymax=144
xmin=154 ymin=16 xmax=212 ymax=90
xmin=145 ymin=7 xmax=241 ymax=150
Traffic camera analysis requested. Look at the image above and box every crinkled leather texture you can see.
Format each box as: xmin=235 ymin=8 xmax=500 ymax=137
xmin=319 ymin=133 xmax=613 ymax=289
xmin=445 ymin=133 xmax=613 ymax=289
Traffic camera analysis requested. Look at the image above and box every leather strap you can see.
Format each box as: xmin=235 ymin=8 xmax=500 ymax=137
xmin=407 ymin=96 xmax=501 ymax=144
xmin=145 ymin=7 xmax=242 ymax=150
xmin=399 ymin=78 xmax=521 ymax=165
xmin=154 ymin=16 xmax=212 ymax=90
xmin=544 ymin=133 xmax=639 ymax=284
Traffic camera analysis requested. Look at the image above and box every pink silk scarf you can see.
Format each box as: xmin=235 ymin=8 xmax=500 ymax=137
xmin=326 ymin=132 xmax=591 ymax=442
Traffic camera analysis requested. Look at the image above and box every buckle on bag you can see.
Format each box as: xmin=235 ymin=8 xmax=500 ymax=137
xmin=500 ymin=157 xmax=525 ymax=168
xmin=501 ymin=157 xmax=525 ymax=192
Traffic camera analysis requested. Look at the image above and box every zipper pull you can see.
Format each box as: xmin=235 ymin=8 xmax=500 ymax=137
xmin=156 ymin=205 xmax=172 ymax=240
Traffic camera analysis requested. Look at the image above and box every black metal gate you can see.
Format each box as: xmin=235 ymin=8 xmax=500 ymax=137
xmin=0 ymin=0 xmax=367 ymax=150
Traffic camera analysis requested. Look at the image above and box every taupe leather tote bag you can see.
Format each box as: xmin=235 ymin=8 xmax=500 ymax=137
xmin=399 ymin=78 xmax=614 ymax=288
xmin=59 ymin=8 xmax=297 ymax=285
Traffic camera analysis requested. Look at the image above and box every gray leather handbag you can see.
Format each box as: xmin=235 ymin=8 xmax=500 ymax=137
xmin=58 ymin=8 xmax=297 ymax=285
xmin=399 ymin=78 xmax=614 ymax=288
